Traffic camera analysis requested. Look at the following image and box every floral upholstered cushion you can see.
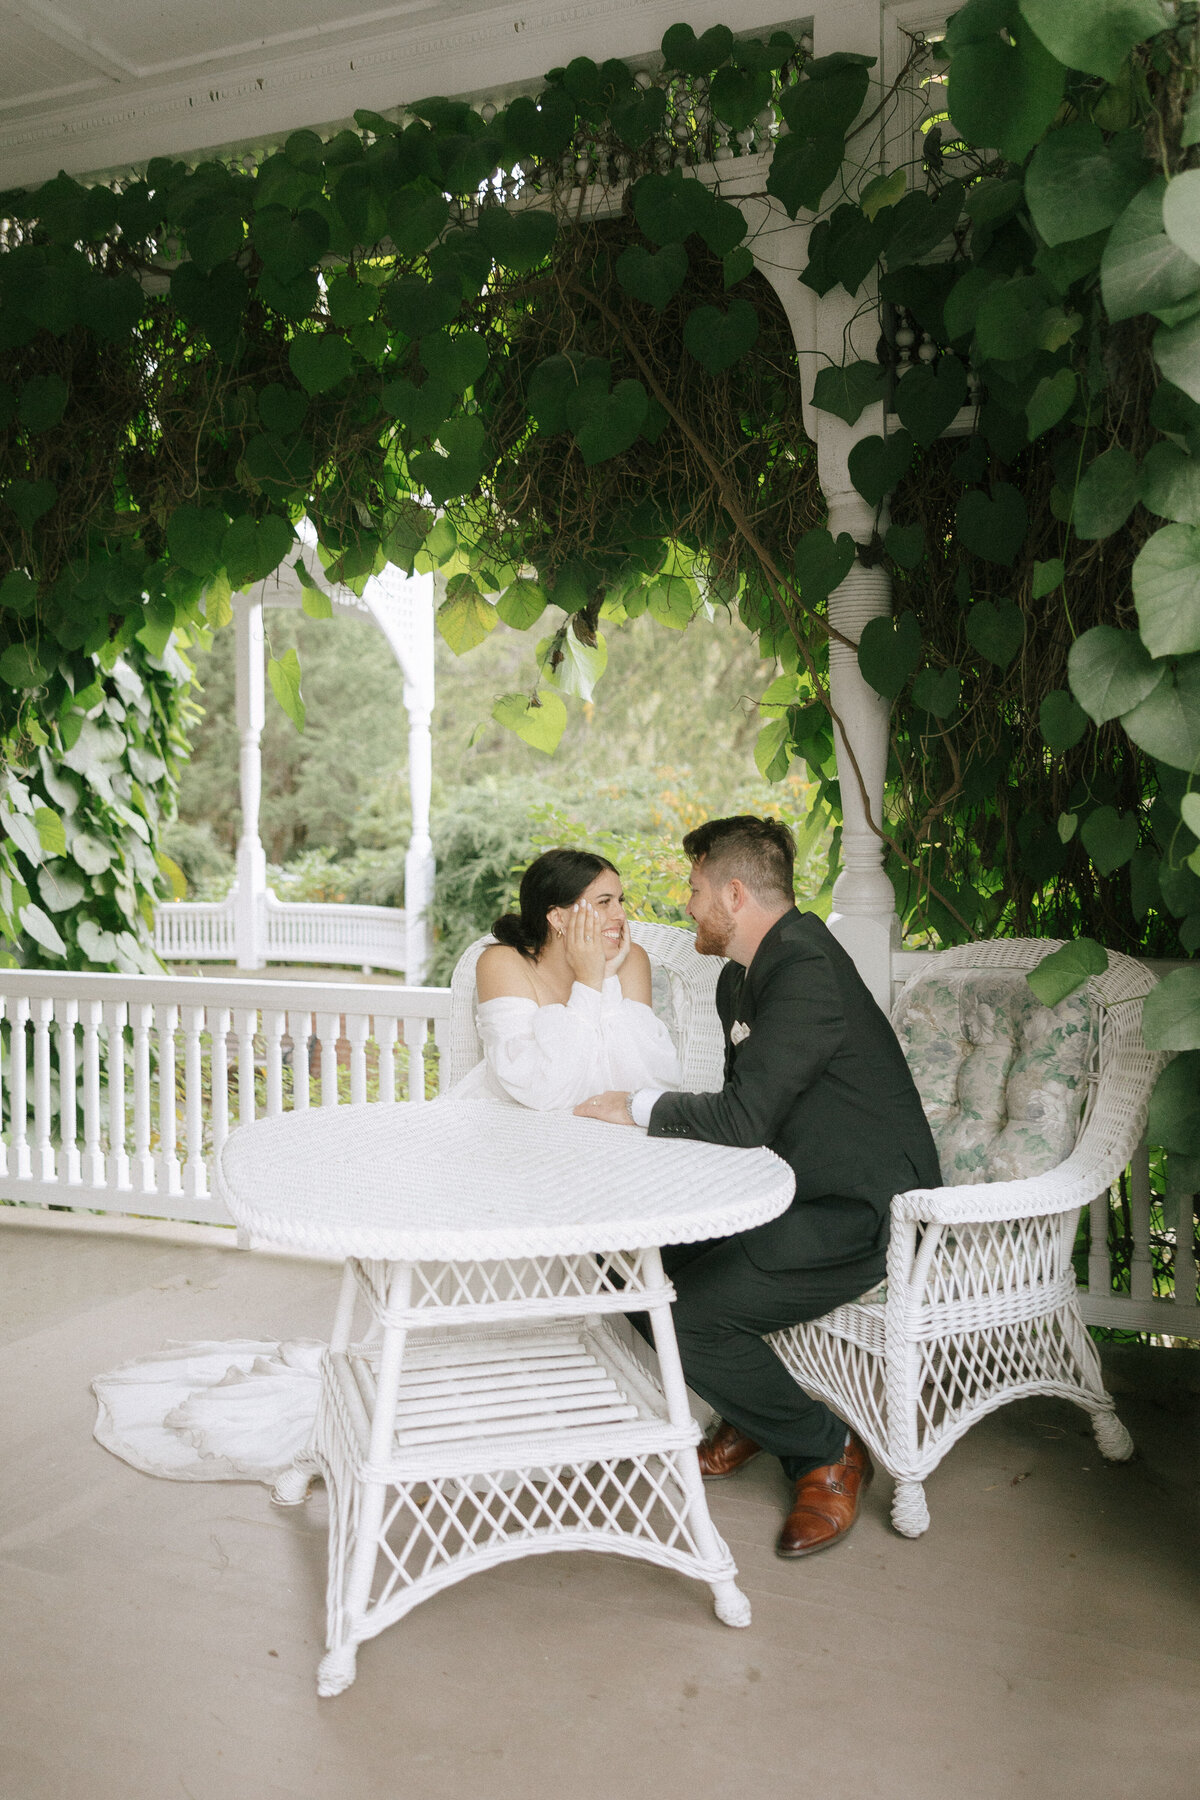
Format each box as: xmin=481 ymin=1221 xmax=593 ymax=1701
xmin=892 ymin=967 xmax=1094 ymax=1183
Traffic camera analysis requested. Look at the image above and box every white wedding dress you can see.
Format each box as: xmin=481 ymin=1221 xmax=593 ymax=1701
xmin=92 ymin=977 xmax=682 ymax=1485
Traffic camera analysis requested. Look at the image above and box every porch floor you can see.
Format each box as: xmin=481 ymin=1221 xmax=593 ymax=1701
xmin=2 ymin=1218 xmax=1197 ymax=1800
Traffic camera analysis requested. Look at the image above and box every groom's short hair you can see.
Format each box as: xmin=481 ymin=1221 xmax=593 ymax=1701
xmin=683 ymin=815 xmax=795 ymax=904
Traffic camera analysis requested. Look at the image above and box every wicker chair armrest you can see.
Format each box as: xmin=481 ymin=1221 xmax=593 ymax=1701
xmin=893 ymin=1154 xmax=1113 ymax=1227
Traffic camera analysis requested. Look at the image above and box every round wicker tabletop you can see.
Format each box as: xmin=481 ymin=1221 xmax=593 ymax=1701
xmin=216 ymin=1097 xmax=794 ymax=1262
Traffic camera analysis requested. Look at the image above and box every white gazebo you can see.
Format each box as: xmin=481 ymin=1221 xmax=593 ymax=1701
xmin=152 ymin=534 xmax=436 ymax=982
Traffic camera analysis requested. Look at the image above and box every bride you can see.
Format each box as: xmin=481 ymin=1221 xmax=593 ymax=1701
xmin=93 ymin=848 xmax=682 ymax=1485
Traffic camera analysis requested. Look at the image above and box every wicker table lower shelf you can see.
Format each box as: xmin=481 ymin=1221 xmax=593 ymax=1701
xmin=305 ymin=1317 xmax=745 ymax=1694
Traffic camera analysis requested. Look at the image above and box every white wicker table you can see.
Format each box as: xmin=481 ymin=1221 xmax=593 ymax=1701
xmin=216 ymin=1097 xmax=794 ymax=1695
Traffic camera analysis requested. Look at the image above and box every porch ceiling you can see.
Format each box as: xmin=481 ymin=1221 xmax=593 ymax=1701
xmin=0 ymin=0 xmax=812 ymax=189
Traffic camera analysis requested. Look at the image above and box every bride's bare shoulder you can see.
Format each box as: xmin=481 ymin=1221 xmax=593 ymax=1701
xmin=476 ymin=943 xmax=538 ymax=1002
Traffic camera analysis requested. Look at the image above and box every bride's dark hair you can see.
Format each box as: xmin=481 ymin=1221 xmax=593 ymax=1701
xmin=492 ymin=848 xmax=619 ymax=959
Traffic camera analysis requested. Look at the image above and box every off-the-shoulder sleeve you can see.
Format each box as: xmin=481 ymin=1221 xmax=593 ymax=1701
xmin=474 ymin=983 xmax=610 ymax=1110
xmin=603 ymin=993 xmax=682 ymax=1094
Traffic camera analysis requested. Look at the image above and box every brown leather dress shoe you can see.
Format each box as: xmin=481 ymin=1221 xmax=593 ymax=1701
xmin=776 ymin=1430 xmax=873 ymax=1558
xmin=697 ymin=1419 xmax=763 ymax=1480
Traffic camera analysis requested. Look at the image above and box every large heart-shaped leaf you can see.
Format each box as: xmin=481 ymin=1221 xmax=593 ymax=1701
xmin=912 ymin=666 xmax=961 ymax=717
xmin=857 ymin=610 xmax=922 ymax=699
xmin=1155 ymin=314 xmax=1200 ymax=405
xmin=475 ymin=206 xmax=557 ymax=273
xmin=386 ymin=183 xmax=451 ymax=258
xmin=288 ymin=333 xmax=353 ymax=395
xmin=1141 ymin=441 xmax=1200 ymax=524
xmin=17 ymin=375 xmax=69 ymax=433
xmin=1039 ymin=689 xmax=1088 ymax=752
xmin=1026 ymin=937 xmax=1109 ymax=1008
xmin=257 ymin=384 xmax=308 ymax=436
xmin=682 ymin=298 xmax=758 ymax=375
xmin=0 ymin=642 xmax=48 ymax=687
xmin=1018 ymin=0 xmax=1170 ymax=85
xmin=633 ymin=170 xmax=712 ymax=245
xmin=1162 ymin=170 xmax=1200 ymax=265
xmin=1141 ymin=966 xmax=1200 ymax=1051
xmin=565 ymin=377 xmax=648 ymax=466
xmin=894 ymin=358 xmax=968 ymax=447
xmin=1068 ymin=625 xmax=1165 ymax=722
xmin=661 ymin=23 xmax=734 ymax=75
xmin=709 ymin=65 xmax=773 ymax=132
xmin=252 ymin=204 xmax=329 ymax=280
xmin=380 ymin=376 xmax=453 ymax=440
xmin=167 ymin=506 xmax=227 ymax=576
xmin=956 ymin=485 xmax=1028 ymax=566
xmin=1073 ymin=446 xmax=1142 ymax=540
xmin=437 ymin=577 xmax=497 ymax=654
xmin=947 ymin=15 xmax=1065 ymax=163
xmin=419 ymin=330 xmax=489 ymax=393
xmin=766 ymin=135 xmax=846 ymax=218
xmin=810 ymin=360 xmax=887 ymax=426
xmin=1081 ymin=804 xmax=1138 ymax=875
xmin=793 ymin=529 xmax=857 ymax=604
xmin=385 ymin=272 xmax=462 ymax=340
xmin=242 ymin=433 xmax=317 ymax=497
xmin=615 ymin=242 xmax=688 ymax=312
xmin=5 ymin=479 xmax=57 ymax=532
xmin=267 ymin=647 xmax=305 ymax=732
xmin=966 ymin=599 xmax=1025 ymax=669
xmin=1026 ymin=123 xmax=1146 ymax=245
xmin=1026 ymin=369 xmax=1077 ymax=441
xmin=411 ymin=415 xmax=489 ymax=505
xmin=221 ymin=513 xmax=295 ymax=588
xmin=847 ymin=431 xmax=914 ymax=508
xmin=496 ymin=578 xmax=546 ymax=629
xmin=608 ymin=86 xmax=668 ymax=147
xmin=538 ymin=626 xmax=608 ymax=700
xmin=1101 ymin=177 xmax=1200 ymax=324
xmin=1133 ymin=523 xmax=1200 ymax=655
xmin=1120 ymin=653 xmax=1200 ymax=770
xmin=492 ymin=688 xmax=567 ymax=753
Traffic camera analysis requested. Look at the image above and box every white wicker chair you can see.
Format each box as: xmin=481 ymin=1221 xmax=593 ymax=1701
xmin=447 ymin=921 xmax=726 ymax=1094
xmin=769 ymin=939 xmax=1165 ymax=1538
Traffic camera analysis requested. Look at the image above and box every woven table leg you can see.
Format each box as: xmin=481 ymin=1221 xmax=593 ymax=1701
xmin=274 ymin=1261 xmax=360 ymax=1510
xmin=643 ymin=1249 xmax=750 ymax=1628
xmin=318 ymin=1265 xmax=414 ymax=1697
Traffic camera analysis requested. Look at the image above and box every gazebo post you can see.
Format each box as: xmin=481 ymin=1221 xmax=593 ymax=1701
xmin=233 ymin=591 xmax=267 ymax=971
xmin=744 ymin=199 xmax=899 ymax=1013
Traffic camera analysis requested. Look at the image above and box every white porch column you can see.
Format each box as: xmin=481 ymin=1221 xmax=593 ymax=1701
xmin=404 ymin=684 xmax=434 ymax=986
xmin=233 ymin=591 xmax=267 ymax=970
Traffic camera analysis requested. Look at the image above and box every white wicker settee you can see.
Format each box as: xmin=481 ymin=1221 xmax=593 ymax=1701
xmin=770 ymin=938 xmax=1165 ymax=1537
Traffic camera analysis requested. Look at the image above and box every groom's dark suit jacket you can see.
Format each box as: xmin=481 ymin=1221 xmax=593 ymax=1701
xmin=649 ymin=908 xmax=940 ymax=1274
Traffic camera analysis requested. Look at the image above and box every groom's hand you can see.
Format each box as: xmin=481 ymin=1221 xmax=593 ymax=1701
xmin=574 ymin=1090 xmax=635 ymax=1125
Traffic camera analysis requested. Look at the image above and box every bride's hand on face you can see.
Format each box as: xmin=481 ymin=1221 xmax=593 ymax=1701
xmin=561 ymin=900 xmax=607 ymax=991
xmin=607 ymin=917 xmax=632 ymax=974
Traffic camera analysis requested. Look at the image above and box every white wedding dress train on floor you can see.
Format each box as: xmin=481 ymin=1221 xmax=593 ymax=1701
xmin=93 ymin=978 xmax=683 ymax=1485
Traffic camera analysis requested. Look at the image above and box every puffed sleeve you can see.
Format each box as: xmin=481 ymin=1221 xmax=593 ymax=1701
xmin=474 ymin=983 xmax=611 ymax=1110
xmin=602 ymin=992 xmax=682 ymax=1093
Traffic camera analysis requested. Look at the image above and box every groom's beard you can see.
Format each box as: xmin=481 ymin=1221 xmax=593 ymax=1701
xmin=693 ymin=902 xmax=735 ymax=957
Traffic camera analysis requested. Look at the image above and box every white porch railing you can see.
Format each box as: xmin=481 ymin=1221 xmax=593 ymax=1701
xmin=153 ymin=893 xmax=408 ymax=974
xmin=2 ymin=964 xmax=1196 ymax=1336
xmin=0 ymin=970 xmax=449 ymax=1229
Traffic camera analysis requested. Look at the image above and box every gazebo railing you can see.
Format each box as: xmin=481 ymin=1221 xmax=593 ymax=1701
xmin=1 ymin=962 xmax=1195 ymax=1335
xmin=152 ymin=893 xmax=408 ymax=974
xmin=0 ymin=970 xmax=449 ymax=1229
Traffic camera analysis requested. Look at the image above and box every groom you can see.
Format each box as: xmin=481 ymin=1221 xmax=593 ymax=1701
xmin=576 ymin=815 xmax=940 ymax=1558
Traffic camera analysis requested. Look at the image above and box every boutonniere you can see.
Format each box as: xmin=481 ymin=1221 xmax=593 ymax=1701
xmin=730 ymin=1020 xmax=751 ymax=1046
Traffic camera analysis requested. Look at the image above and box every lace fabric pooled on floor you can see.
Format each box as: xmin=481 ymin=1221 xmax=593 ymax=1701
xmin=93 ymin=1340 xmax=323 ymax=1483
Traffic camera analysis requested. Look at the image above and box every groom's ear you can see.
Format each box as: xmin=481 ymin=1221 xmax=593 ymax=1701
xmin=727 ymin=877 xmax=748 ymax=912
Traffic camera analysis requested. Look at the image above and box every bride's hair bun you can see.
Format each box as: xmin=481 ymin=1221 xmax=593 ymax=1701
xmin=491 ymin=911 xmax=538 ymax=953
xmin=491 ymin=847 xmax=619 ymax=959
